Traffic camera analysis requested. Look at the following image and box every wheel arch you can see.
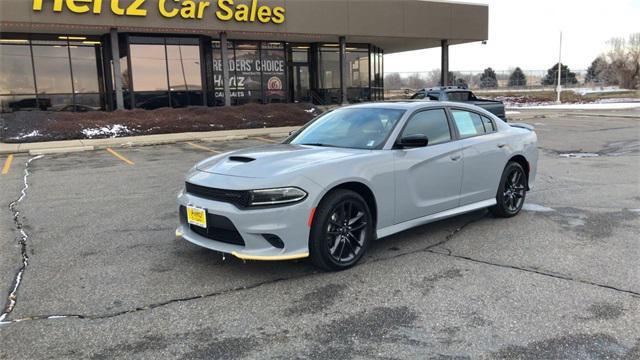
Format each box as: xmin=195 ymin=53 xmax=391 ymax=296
xmin=507 ymin=154 xmax=530 ymax=190
xmin=319 ymin=181 xmax=378 ymax=230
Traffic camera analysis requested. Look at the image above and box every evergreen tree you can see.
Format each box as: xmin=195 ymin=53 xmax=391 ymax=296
xmin=585 ymin=56 xmax=607 ymax=84
xmin=542 ymin=63 xmax=578 ymax=86
xmin=508 ymin=67 xmax=527 ymax=87
xmin=479 ymin=67 xmax=498 ymax=88
xmin=455 ymin=77 xmax=468 ymax=88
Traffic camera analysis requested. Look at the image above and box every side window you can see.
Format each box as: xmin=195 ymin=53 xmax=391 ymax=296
xmin=447 ymin=92 xmax=471 ymax=101
xmin=451 ymin=110 xmax=486 ymax=138
xmin=427 ymin=92 xmax=440 ymax=100
xmin=481 ymin=116 xmax=496 ymax=132
xmin=401 ymin=109 xmax=451 ymax=146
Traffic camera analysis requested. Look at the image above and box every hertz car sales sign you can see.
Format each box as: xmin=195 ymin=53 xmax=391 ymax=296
xmin=32 ymin=0 xmax=286 ymax=24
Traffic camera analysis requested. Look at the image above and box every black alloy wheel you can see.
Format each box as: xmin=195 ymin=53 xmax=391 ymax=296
xmin=310 ymin=189 xmax=373 ymax=271
xmin=490 ymin=162 xmax=527 ymax=218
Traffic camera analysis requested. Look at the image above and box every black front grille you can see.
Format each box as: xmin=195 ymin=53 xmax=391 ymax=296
xmin=185 ymin=182 xmax=250 ymax=208
xmin=180 ymin=206 xmax=245 ymax=246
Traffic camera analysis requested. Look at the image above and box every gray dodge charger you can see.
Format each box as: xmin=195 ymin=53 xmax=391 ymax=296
xmin=176 ymin=102 xmax=538 ymax=270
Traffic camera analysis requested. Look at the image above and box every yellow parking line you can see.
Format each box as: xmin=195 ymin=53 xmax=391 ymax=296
xmin=106 ymin=148 xmax=135 ymax=165
xmin=2 ymin=154 xmax=13 ymax=175
xmin=186 ymin=142 xmax=222 ymax=154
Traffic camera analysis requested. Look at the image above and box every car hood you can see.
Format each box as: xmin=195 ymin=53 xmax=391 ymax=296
xmin=196 ymin=144 xmax=364 ymax=178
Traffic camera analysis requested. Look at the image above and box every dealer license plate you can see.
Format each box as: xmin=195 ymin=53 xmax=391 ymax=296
xmin=187 ymin=206 xmax=207 ymax=228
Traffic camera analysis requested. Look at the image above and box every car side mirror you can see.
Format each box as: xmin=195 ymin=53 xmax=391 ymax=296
xmin=398 ymin=134 xmax=429 ymax=148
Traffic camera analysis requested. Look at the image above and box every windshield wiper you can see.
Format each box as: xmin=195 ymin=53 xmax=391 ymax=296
xmin=299 ymin=143 xmax=336 ymax=147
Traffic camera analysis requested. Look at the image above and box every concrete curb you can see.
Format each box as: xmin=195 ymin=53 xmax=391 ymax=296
xmin=29 ymin=146 xmax=95 ymax=155
xmin=0 ymin=126 xmax=299 ymax=155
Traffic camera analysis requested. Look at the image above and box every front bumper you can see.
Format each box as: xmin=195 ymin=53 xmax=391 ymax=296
xmin=176 ymin=175 xmax=320 ymax=260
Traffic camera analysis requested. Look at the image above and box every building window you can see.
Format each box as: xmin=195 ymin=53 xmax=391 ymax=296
xmin=167 ymin=38 xmax=203 ymax=107
xmin=211 ymin=40 xmax=225 ymax=105
xmin=129 ymin=36 xmax=202 ymax=110
xmin=0 ymin=39 xmax=37 ymax=112
xmin=291 ymin=46 xmax=309 ymax=63
xmin=212 ymin=40 xmax=286 ymax=105
xmin=370 ymin=46 xmax=384 ymax=101
xmin=32 ymin=42 xmax=73 ymax=96
xmin=319 ymin=44 xmax=340 ymax=89
xmin=261 ymin=42 xmax=286 ymax=103
xmin=1 ymin=35 xmax=103 ymax=112
xmin=233 ymin=41 xmax=262 ymax=104
xmin=346 ymin=46 xmax=370 ymax=102
xmin=317 ymin=44 xmax=341 ymax=104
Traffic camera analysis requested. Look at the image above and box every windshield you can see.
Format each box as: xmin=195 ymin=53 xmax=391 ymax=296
xmin=289 ymin=108 xmax=405 ymax=149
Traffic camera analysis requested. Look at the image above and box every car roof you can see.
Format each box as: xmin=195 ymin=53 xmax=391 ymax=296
xmin=418 ymin=86 xmax=470 ymax=92
xmin=341 ymin=100 xmax=477 ymax=112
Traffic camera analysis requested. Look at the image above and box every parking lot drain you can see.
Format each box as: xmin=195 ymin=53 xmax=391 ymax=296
xmin=1 ymin=155 xmax=43 ymax=323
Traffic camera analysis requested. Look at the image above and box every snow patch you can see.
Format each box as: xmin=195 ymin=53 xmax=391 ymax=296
xmin=9 ymin=130 xmax=42 ymax=140
xmin=512 ymin=102 xmax=640 ymax=110
xmin=82 ymin=124 xmax=132 ymax=139
xmin=522 ymin=203 xmax=555 ymax=212
xmin=304 ymin=108 xmax=317 ymax=113
xmin=559 ymin=153 xmax=600 ymax=158
xmin=505 ymin=111 xmax=521 ymax=115
xmin=569 ymin=86 xmax=630 ymax=96
xmin=22 ymin=130 xmax=41 ymax=138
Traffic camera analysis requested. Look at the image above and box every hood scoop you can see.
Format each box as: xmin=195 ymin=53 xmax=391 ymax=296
xmin=228 ymin=156 xmax=256 ymax=163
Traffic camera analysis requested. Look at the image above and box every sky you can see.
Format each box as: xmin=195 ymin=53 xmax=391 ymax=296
xmin=384 ymin=0 xmax=640 ymax=73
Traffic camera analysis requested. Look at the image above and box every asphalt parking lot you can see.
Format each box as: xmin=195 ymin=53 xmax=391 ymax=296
xmin=1 ymin=108 xmax=639 ymax=359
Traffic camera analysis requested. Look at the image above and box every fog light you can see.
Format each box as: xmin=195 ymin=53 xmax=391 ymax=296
xmin=262 ymin=234 xmax=284 ymax=249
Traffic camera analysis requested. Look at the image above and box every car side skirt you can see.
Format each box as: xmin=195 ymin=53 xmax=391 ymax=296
xmin=376 ymin=199 xmax=496 ymax=239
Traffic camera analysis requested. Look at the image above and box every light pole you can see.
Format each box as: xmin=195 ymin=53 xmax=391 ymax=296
xmin=556 ymin=31 xmax=563 ymax=104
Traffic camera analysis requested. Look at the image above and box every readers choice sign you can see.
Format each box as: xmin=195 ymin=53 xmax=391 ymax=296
xmin=213 ymin=46 xmax=286 ymax=101
xmin=32 ymin=0 xmax=285 ymax=24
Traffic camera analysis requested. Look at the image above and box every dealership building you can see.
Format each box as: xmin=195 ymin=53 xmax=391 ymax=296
xmin=0 ymin=0 xmax=488 ymax=112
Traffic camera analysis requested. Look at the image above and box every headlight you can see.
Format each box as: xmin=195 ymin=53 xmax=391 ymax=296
xmin=248 ymin=187 xmax=307 ymax=206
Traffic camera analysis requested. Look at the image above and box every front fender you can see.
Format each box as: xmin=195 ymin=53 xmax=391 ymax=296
xmin=300 ymin=152 xmax=396 ymax=229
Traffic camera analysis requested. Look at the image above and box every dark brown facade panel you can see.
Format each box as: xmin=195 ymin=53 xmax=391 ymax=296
xmin=0 ymin=0 xmax=488 ymax=53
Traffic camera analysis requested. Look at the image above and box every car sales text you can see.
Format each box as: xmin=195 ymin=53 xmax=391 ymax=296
xmin=32 ymin=0 xmax=285 ymax=24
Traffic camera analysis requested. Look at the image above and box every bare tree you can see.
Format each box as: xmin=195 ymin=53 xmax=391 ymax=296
xmin=603 ymin=33 xmax=640 ymax=89
xmin=384 ymin=73 xmax=403 ymax=90
xmin=405 ymin=73 xmax=427 ymax=90
xmin=425 ymin=69 xmax=441 ymax=87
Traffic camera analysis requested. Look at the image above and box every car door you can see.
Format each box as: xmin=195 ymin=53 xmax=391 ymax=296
xmin=393 ymin=108 xmax=463 ymax=223
xmin=449 ymin=108 xmax=510 ymax=205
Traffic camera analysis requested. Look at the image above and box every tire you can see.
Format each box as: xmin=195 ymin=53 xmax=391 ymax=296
xmin=309 ymin=189 xmax=374 ymax=271
xmin=490 ymin=162 xmax=527 ymax=218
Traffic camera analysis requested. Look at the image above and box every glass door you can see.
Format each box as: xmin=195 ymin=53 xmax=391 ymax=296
xmin=288 ymin=45 xmax=311 ymax=103
xmin=292 ymin=64 xmax=310 ymax=102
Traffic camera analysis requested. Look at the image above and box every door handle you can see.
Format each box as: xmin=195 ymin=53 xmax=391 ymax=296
xmin=497 ymin=143 xmax=507 ymax=148
xmin=450 ymin=155 xmax=462 ymax=161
